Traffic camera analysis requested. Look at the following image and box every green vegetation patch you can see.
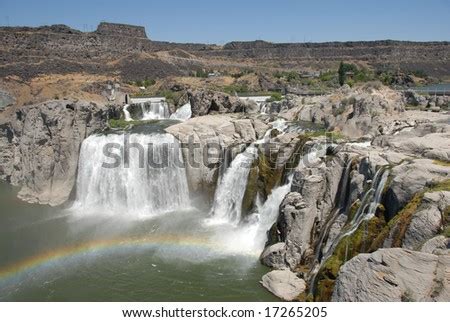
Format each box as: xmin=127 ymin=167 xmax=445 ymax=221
xmin=266 ymin=92 xmax=283 ymax=102
xmin=433 ymin=159 xmax=450 ymax=167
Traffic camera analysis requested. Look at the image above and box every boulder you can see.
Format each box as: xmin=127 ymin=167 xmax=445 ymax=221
xmin=332 ymin=248 xmax=450 ymax=301
xmin=261 ymin=270 xmax=306 ymax=301
xmin=260 ymin=242 xmax=288 ymax=269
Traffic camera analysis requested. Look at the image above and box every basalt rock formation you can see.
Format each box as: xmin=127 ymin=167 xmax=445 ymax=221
xmin=0 ymin=100 xmax=117 ymax=205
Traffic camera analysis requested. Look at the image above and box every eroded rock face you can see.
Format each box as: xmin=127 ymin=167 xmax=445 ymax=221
xmin=165 ymin=114 xmax=269 ymax=198
xmin=188 ymin=90 xmax=259 ymax=116
xmin=261 ymin=269 xmax=306 ymax=301
xmin=0 ymin=90 xmax=15 ymax=110
xmin=332 ymin=248 xmax=450 ymax=302
xmin=0 ymin=100 xmax=114 ymax=205
xmin=375 ymin=122 xmax=450 ymax=162
xmin=383 ymin=159 xmax=450 ymax=219
xmin=421 ymin=236 xmax=450 ymax=255
xmin=278 ymin=85 xmax=405 ymax=138
xmin=403 ymin=191 xmax=450 ymax=250
xmin=262 ymin=148 xmax=347 ymax=270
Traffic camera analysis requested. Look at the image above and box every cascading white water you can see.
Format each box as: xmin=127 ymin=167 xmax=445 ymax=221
xmin=170 ymin=103 xmax=192 ymax=121
xmin=345 ymin=168 xmax=389 ymax=234
xmin=72 ymin=133 xmax=190 ymax=218
xmin=208 ymin=144 xmax=259 ymax=225
xmin=270 ymin=118 xmax=288 ymax=132
xmin=141 ymin=101 xmax=170 ymax=120
xmin=123 ymin=104 xmax=132 ymax=121
xmin=250 ymin=176 xmax=293 ymax=249
xmin=207 ymin=139 xmax=326 ymax=254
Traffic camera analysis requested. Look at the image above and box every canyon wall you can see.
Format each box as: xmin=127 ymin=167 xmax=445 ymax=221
xmin=0 ymin=23 xmax=449 ymax=80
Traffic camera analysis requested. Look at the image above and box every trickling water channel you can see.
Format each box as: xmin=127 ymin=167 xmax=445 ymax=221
xmin=309 ymin=166 xmax=390 ymax=294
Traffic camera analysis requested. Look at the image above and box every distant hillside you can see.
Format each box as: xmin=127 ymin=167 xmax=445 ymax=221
xmin=0 ymin=22 xmax=449 ymax=80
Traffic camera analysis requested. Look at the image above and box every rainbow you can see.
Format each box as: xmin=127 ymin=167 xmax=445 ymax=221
xmin=0 ymin=234 xmax=259 ymax=286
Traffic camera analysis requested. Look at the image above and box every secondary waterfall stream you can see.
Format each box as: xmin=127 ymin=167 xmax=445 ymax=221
xmin=309 ymin=166 xmax=390 ymax=294
xmin=208 ymin=144 xmax=259 ymax=225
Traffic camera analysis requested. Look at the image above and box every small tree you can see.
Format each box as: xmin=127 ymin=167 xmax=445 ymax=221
xmin=338 ymin=61 xmax=346 ymax=86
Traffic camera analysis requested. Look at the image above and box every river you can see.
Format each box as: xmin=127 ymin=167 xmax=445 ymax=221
xmin=0 ymin=182 xmax=277 ymax=301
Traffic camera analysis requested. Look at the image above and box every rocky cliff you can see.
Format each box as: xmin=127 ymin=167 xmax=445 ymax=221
xmin=0 ymin=100 xmax=117 ymax=205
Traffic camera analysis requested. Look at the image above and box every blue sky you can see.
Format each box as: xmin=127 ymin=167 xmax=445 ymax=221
xmin=0 ymin=0 xmax=449 ymax=43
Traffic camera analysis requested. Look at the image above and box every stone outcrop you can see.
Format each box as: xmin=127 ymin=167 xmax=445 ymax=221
xmin=374 ymin=122 xmax=450 ymax=162
xmin=383 ymin=159 xmax=450 ymax=219
xmin=261 ymin=144 xmax=348 ymax=270
xmin=0 ymin=90 xmax=15 ymax=110
xmin=96 ymin=22 xmax=148 ymax=39
xmin=261 ymin=269 xmax=306 ymax=301
xmin=165 ymin=114 xmax=269 ymax=199
xmin=257 ymin=115 xmax=448 ymax=297
xmin=402 ymin=191 xmax=449 ymax=250
xmin=277 ymin=84 xmax=405 ymax=138
xmin=217 ymin=40 xmax=450 ymax=78
xmin=0 ymin=100 xmax=115 ymax=205
xmin=188 ymin=90 xmax=259 ymax=117
xmin=332 ymin=248 xmax=450 ymax=301
xmin=404 ymin=90 xmax=449 ymax=109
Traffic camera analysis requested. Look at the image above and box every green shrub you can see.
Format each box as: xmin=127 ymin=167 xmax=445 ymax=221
xmin=223 ymin=83 xmax=250 ymax=94
xmin=266 ymin=92 xmax=283 ymax=102
xmin=143 ymin=79 xmax=155 ymax=87
xmin=194 ymin=69 xmax=209 ymax=78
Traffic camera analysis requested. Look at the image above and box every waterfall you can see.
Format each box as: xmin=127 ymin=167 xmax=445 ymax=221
xmin=251 ymin=176 xmax=293 ymax=249
xmin=239 ymin=143 xmax=329 ymax=252
xmin=141 ymin=101 xmax=170 ymax=120
xmin=170 ymin=103 xmax=192 ymax=121
xmin=72 ymin=133 xmax=190 ymax=217
xmin=208 ymin=144 xmax=259 ymax=225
